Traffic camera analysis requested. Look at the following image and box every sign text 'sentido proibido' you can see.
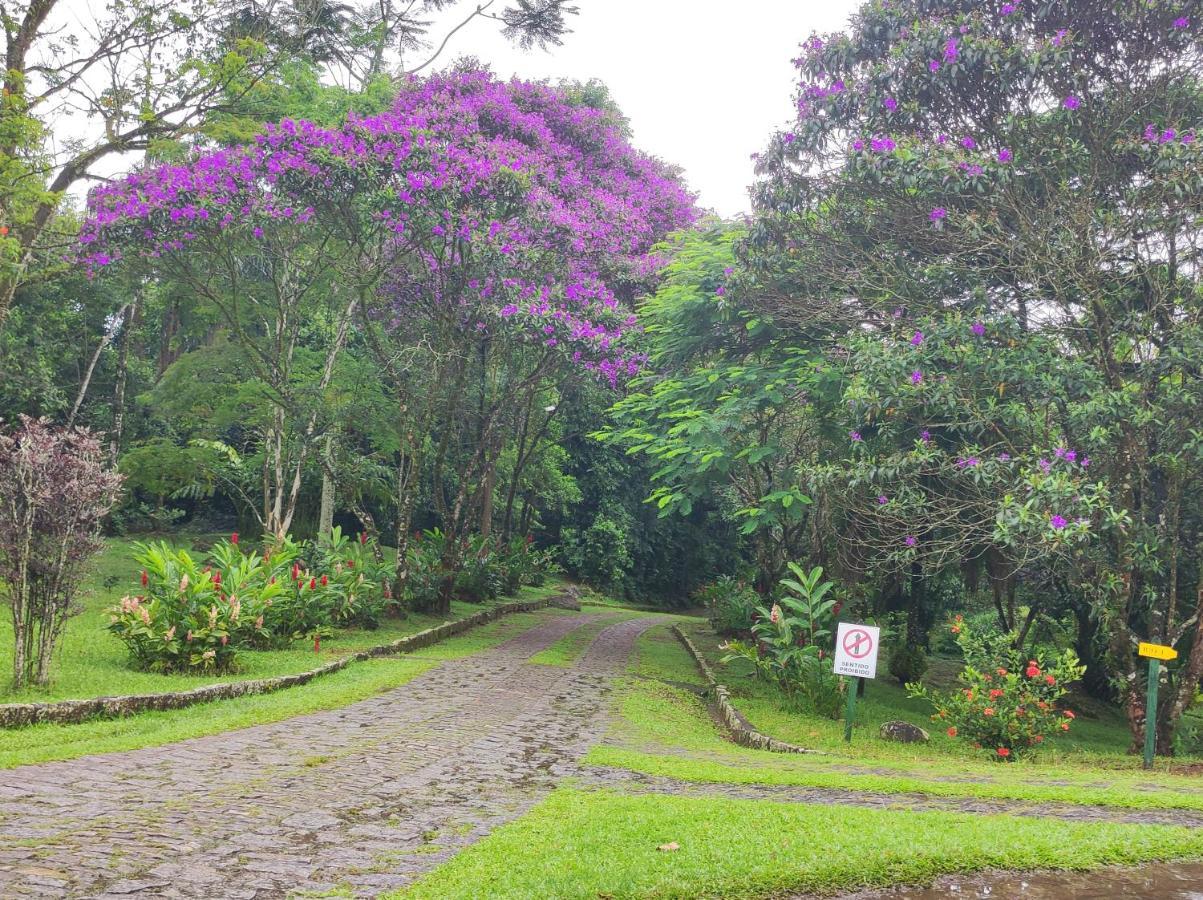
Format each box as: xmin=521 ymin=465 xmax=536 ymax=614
xmin=833 ymin=622 xmax=881 ymax=680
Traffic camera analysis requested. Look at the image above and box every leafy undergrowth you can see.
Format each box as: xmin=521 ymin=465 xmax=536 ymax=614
xmin=3 ymin=605 xmax=577 ymax=768
xmin=677 ymin=619 xmax=1203 ymax=767
xmin=0 ymin=535 xmax=568 ymax=703
xmin=589 ymin=624 xmax=1203 ymax=812
xmin=397 ymin=787 xmax=1203 ymax=899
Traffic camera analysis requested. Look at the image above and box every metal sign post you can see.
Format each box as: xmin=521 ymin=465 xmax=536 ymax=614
xmin=834 ymin=622 xmax=881 ymax=743
xmin=1138 ymin=641 xmax=1177 ymax=769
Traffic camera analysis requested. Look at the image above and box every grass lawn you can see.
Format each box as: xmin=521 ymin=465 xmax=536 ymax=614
xmin=0 ymin=535 xmax=568 ymax=703
xmin=583 ymin=622 xmax=1203 ymax=812
xmin=676 ymin=619 xmax=1203 ymax=767
xmin=397 ymin=787 xmax=1203 ymax=899
xmin=3 ymin=603 xmax=581 ymax=768
xmin=527 ymin=611 xmax=628 ymax=666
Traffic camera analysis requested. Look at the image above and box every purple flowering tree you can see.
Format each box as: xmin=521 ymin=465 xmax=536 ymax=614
xmin=80 ymin=67 xmax=694 ymax=609
xmin=750 ymin=1 xmax=1203 ymax=753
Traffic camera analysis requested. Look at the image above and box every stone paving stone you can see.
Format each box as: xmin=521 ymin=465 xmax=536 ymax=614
xmin=0 ymin=611 xmax=661 ymax=899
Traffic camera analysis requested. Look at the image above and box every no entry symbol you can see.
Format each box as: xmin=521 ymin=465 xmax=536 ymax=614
xmin=842 ymin=628 xmax=874 ymax=659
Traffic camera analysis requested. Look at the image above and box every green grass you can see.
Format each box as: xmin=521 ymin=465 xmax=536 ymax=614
xmin=2 ymin=654 xmax=435 ymax=768
xmin=397 ymin=787 xmax=1203 ymax=899
xmin=591 ymin=650 xmax=1203 ymax=812
xmin=677 ymin=619 xmax=1203 ymax=767
xmin=0 ymin=536 xmax=567 ymax=703
xmin=527 ymin=612 xmax=628 ymax=667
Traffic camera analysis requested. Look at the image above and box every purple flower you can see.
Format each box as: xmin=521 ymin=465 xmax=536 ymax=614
xmin=252 ymin=226 xmax=264 ymax=238
xmin=1052 ymin=28 xmax=1068 ymax=47
xmin=920 ymin=430 xmax=932 ymax=443
xmin=1038 ymin=458 xmax=1052 ymax=474
xmin=723 ymin=266 xmax=734 ymax=275
xmin=929 ymin=207 xmax=947 ymax=222
xmin=943 ymin=39 xmax=959 ymax=63
xmin=783 ymin=132 xmax=796 ymax=144
xmin=911 ymin=370 xmax=923 ymax=384
xmin=1161 ymin=129 xmax=1177 ymax=143
xmin=878 ymin=495 xmax=889 ymax=505
xmin=905 ymin=535 xmax=918 ymax=547
xmin=997 ymin=148 xmax=1012 ymax=163
xmin=1174 ymin=17 xmax=1189 ymax=29
xmin=1063 ymin=95 xmax=1081 ymax=110
xmin=1001 ymin=2 xmax=1018 ymax=14
xmin=500 ymin=304 xmax=518 ymax=317
xmin=1064 ymin=449 xmax=1077 ymax=463
xmin=852 ymin=139 xmax=866 ymax=151
xmin=929 ymin=60 xmax=941 ymax=72
xmin=1144 ymin=122 xmax=1159 ymax=142
xmin=961 ymin=136 xmax=976 ymax=150
xmin=1183 ymin=132 xmax=1196 ymax=144
xmin=936 ymin=133 xmax=949 ymax=145
xmin=850 ymin=430 xmax=863 ymax=442
xmin=971 ymin=321 xmax=986 ymax=336
xmin=911 ymin=330 xmax=924 ymax=346
xmin=956 ymin=456 xmax=980 ymax=469
xmin=884 ymin=97 xmax=898 ymax=111
xmin=893 ymin=307 xmax=905 ymax=318
xmin=1050 ymin=515 xmax=1068 ymax=530
xmin=715 ymin=285 xmax=726 ymax=296
xmin=998 ymin=452 xmax=1011 ymax=461
xmin=871 ymin=136 xmax=897 ymax=153
xmin=1081 ymin=456 xmax=1091 ymax=468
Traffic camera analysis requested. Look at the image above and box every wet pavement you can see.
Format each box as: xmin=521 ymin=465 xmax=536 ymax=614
xmin=0 ymin=610 xmax=661 ymax=898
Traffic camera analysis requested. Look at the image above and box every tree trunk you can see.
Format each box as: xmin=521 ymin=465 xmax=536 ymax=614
xmin=318 ymin=433 xmax=336 ymax=538
xmin=67 ymin=301 xmax=131 ymax=427
xmin=109 ymin=297 xmax=138 ymax=463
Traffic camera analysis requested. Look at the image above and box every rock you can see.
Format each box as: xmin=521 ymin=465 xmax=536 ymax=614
xmin=879 ymin=720 xmax=930 ymax=743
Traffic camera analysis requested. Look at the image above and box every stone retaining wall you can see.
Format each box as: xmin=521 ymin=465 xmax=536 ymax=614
xmin=1 ymin=591 xmax=580 ymax=729
xmin=670 ymin=623 xmax=816 ymax=754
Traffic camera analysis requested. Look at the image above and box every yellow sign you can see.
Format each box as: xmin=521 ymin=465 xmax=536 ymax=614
xmin=1139 ymin=642 xmax=1178 ymax=661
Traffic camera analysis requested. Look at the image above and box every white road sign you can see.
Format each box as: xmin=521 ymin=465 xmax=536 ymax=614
xmin=833 ymin=622 xmax=880 ymax=680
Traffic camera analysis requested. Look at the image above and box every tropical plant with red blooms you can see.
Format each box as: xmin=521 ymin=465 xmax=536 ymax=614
xmin=910 ymin=617 xmax=1084 ymax=759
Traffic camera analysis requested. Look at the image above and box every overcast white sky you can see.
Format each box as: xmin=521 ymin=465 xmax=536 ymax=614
xmin=439 ymin=0 xmax=862 ymax=216
xmin=54 ymin=0 xmax=862 ymax=215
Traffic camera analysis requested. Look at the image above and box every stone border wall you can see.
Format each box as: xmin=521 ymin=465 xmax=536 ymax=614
xmin=670 ymin=623 xmax=816 ymax=754
xmin=1 ymin=592 xmax=581 ymax=729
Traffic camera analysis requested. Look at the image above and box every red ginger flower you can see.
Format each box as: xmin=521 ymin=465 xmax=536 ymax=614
xmin=230 ymin=532 xmax=239 ymax=544
xmin=1045 ymin=674 xmax=1056 ymax=685
xmin=320 ymin=574 xmax=328 ymax=586
xmin=1026 ymin=664 xmax=1041 ymax=677
xmin=309 ymin=577 xmax=316 ymax=590
xmin=140 ymin=570 xmax=148 ymax=587
xmin=947 ymin=726 xmax=957 ymax=737
xmin=989 ymin=689 xmax=1004 ymax=699
xmin=997 ymin=747 xmax=1010 ymax=758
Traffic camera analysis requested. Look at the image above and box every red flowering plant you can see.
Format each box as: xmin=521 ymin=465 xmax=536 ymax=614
xmin=908 ymin=616 xmax=1083 ymax=760
xmin=108 ymin=541 xmax=259 ymax=672
xmin=721 ymin=563 xmax=844 ymax=718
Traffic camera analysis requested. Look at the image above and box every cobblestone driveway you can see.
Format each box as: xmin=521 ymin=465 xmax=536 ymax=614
xmin=0 ymin=611 xmax=662 ymax=899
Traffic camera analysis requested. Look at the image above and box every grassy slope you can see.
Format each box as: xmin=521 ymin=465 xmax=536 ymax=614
xmin=678 ymin=619 xmax=1203 ymax=767
xmin=398 ymin=788 xmax=1203 ymax=900
xmin=399 ymin=620 xmax=1203 ymax=899
xmin=0 ymin=536 xmax=566 ymax=703
xmin=586 ymin=622 xmax=1203 ymax=811
xmin=3 ymin=605 xmax=579 ymax=768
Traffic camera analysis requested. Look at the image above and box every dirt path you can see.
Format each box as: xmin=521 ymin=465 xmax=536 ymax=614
xmin=0 ymin=611 xmax=662 ymax=899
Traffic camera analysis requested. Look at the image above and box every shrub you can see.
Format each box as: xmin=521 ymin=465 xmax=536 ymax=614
xmin=108 ymin=531 xmax=392 ymax=672
xmin=108 ymin=541 xmax=260 ymax=672
xmin=720 ymin=563 xmax=844 ymax=719
xmin=908 ymin=616 xmax=1084 ymax=760
xmin=888 ymin=643 xmax=928 ymax=687
xmin=695 ymin=575 xmax=759 ymax=636
xmin=311 ymin=527 xmax=389 ymax=629
xmin=0 ymin=417 xmax=123 ymax=688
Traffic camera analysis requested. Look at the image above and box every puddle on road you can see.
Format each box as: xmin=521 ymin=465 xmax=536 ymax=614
xmin=845 ymin=863 xmax=1203 ymax=898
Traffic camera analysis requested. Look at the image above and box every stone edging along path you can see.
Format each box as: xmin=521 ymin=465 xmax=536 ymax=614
xmin=671 ymin=623 xmax=816 ymax=754
xmin=0 ymin=592 xmax=581 ymax=729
